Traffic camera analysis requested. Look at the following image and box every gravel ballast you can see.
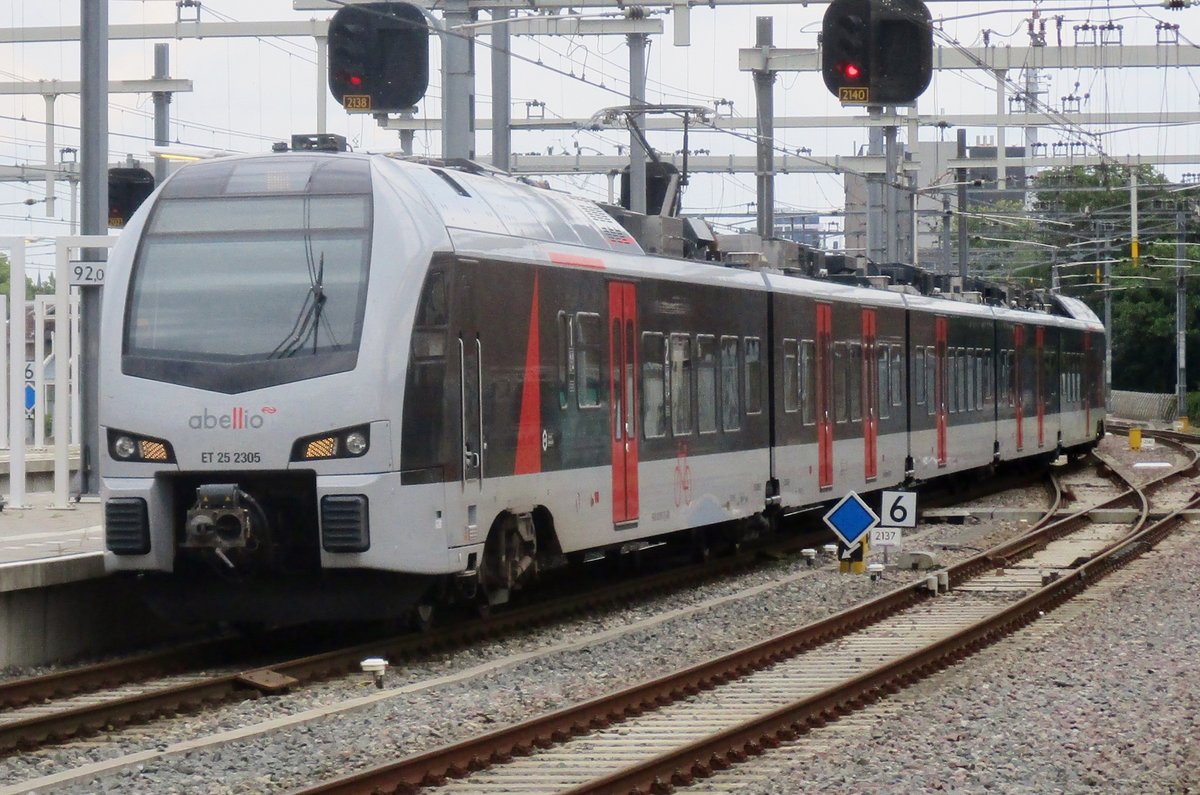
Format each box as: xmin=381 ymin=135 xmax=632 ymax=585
xmin=4 ymin=436 xmax=1196 ymax=794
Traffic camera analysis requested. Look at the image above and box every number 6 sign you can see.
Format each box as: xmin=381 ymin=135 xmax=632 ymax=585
xmin=880 ymin=490 xmax=917 ymax=528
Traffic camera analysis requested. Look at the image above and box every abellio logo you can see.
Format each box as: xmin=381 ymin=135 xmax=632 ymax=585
xmin=189 ymin=406 xmax=277 ymax=431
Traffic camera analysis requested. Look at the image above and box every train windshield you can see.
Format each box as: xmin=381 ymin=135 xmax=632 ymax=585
xmin=123 ymin=156 xmax=373 ymax=393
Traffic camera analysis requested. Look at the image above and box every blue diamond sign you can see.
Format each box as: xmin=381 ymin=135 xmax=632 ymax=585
xmin=823 ymin=491 xmax=879 ymax=548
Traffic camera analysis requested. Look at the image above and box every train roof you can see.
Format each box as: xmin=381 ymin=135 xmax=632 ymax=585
xmin=157 ymin=153 xmax=1103 ymax=332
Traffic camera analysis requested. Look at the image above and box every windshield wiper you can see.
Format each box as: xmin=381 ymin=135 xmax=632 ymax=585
xmin=270 ymin=252 xmax=329 ymax=359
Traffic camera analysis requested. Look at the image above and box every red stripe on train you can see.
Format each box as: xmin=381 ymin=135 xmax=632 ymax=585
xmin=514 ymin=274 xmax=542 ymax=475
xmin=549 ymin=252 xmax=606 ymax=270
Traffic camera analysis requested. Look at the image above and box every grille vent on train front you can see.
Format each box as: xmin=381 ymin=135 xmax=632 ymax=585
xmin=321 ymin=495 xmax=370 ymax=553
xmin=571 ymin=199 xmax=638 ymax=247
xmin=106 ymin=498 xmax=150 ymax=555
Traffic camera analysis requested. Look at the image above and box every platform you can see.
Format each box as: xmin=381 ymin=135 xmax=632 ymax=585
xmin=0 ymin=491 xmax=106 ymax=593
xmin=0 ymin=486 xmax=172 ymax=668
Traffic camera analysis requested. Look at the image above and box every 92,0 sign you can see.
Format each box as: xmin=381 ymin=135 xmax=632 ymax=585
xmin=68 ymin=260 xmax=106 ymax=287
xmin=880 ymin=491 xmax=917 ymax=528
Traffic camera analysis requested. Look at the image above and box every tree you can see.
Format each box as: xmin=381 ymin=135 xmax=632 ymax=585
xmin=0 ymin=254 xmax=57 ymax=298
xmin=1030 ymin=165 xmax=1200 ymax=393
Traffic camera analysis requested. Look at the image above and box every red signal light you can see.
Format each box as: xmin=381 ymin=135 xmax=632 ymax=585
xmin=349 ymin=74 xmax=363 ymax=87
xmin=844 ymin=63 xmax=861 ymax=79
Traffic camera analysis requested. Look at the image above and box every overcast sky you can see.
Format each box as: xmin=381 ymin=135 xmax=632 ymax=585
xmin=0 ymin=0 xmax=1197 ymax=272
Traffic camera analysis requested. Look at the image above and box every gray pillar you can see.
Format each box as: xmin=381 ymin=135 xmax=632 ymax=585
xmin=868 ymin=108 xmax=884 ymax=263
xmin=753 ymin=17 xmax=775 ymax=239
xmin=1177 ymin=211 xmax=1188 ymax=419
xmin=442 ymin=0 xmax=475 ymax=160
xmin=153 ymin=43 xmax=171 ymax=185
xmin=44 ymin=95 xmax=56 ymax=216
xmin=941 ymin=197 xmax=952 ymax=274
xmin=79 ymin=0 xmax=108 ymax=495
xmin=627 ymin=30 xmax=647 ymax=215
xmin=883 ymin=120 xmax=898 ymax=263
xmin=490 ymin=9 xmax=510 ymax=172
xmin=1102 ymin=231 xmax=1112 ymax=403
xmin=956 ymin=129 xmax=968 ymax=281
xmin=316 ymin=35 xmax=327 ymax=134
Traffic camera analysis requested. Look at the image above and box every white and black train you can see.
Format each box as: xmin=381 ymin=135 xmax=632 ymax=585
xmin=100 ymin=152 xmax=1106 ymax=622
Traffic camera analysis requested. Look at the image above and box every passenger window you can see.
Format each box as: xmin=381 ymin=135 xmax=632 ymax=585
xmin=745 ymin=337 xmax=763 ymax=415
xmin=834 ymin=343 xmax=847 ymax=423
xmin=783 ymin=339 xmax=799 ymax=414
xmin=697 ymin=335 xmax=718 ymax=434
xmin=670 ymin=333 xmax=693 ymax=435
xmin=720 ymin=336 xmax=741 ymax=431
xmin=877 ymin=346 xmax=890 ymax=420
xmin=914 ymin=346 xmax=926 ymax=406
xmin=850 ymin=344 xmax=862 ymax=421
xmin=801 ymin=340 xmax=816 ymax=426
xmin=557 ymin=312 xmax=574 ymax=409
xmin=924 ymin=348 xmax=935 ymax=416
xmin=575 ymin=313 xmax=602 ymax=408
xmin=641 ymin=332 xmax=666 ymax=438
xmin=890 ymin=345 xmax=903 ymax=407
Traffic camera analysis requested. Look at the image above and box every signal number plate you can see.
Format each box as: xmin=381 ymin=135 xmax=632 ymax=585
xmin=343 ymin=95 xmax=372 ymax=111
xmin=838 ymin=87 xmax=870 ymax=104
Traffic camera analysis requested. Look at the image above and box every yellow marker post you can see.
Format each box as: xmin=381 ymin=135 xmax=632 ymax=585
xmin=1129 ymin=427 xmax=1142 ymax=450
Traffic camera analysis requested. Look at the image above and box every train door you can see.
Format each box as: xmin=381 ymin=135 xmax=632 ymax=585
xmin=608 ymin=282 xmax=639 ymax=525
xmin=1014 ymin=325 xmax=1024 ymax=452
xmin=816 ymin=303 xmax=834 ymax=489
xmin=1084 ymin=332 xmax=1092 ymax=431
xmin=935 ymin=316 xmax=948 ymax=467
xmin=862 ymin=308 xmax=878 ymax=481
xmin=1036 ymin=326 xmax=1045 ymax=448
xmin=459 ymin=335 xmax=483 ymax=488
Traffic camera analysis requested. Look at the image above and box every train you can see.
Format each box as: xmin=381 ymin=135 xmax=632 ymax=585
xmin=99 ymin=151 xmax=1106 ymax=623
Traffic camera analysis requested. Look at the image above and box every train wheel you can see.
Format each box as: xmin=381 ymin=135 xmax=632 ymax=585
xmin=412 ymin=602 xmax=436 ymax=632
xmin=691 ymin=528 xmax=713 ymax=563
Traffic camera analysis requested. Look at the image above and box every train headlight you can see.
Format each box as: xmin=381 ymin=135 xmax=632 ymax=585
xmin=113 ymin=435 xmax=138 ymax=459
xmin=107 ymin=429 xmax=177 ymax=464
xmin=344 ymin=431 xmax=369 ymax=456
xmin=291 ymin=425 xmax=371 ymax=461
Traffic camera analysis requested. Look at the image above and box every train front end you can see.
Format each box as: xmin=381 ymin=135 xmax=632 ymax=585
xmin=99 ymin=153 xmax=445 ymax=622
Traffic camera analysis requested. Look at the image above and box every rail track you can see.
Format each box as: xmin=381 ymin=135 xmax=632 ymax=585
xmin=0 ymin=454 xmax=1087 ymax=758
xmin=289 ymin=435 xmax=1198 ymax=795
xmin=0 ymin=521 xmax=839 ymax=754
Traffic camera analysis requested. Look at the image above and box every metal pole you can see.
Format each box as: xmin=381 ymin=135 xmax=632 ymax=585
xmin=994 ymin=70 xmax=1007 ymax=189
xmin=868 ymin=107 xmax=883 ymax=263
xmin=315 ymin=35 xmax=327 ymax=134
xmin=442 ymin=0 xmax=475 ymax=160
xmin=152 ymin=43 xmax=171 ymax=185
xmin=627 ymin=26 xmax=647 ymax=215
xmin=1102 ymin=227 xmax=1112 ymax=404
xmin=883 ymin=116 xmax=898 ymax=263
xmin=956 ymin=128 xmax=968 ymax=282
xmin=490 ymin=8 xmax=510 ymax=172
xmin=6 ymin=239 xmax=27 ymax=508
xmin=1177 ymin=210 xmax=1188 ymax=421
xmin=1129 ymin=168 xmax=1139 ymax=267
xmin=79 ymin=0 xmax=108 ymax=496
xmin=44 ymin=95 xmax=56 ymax=216
xmin=753 ymin=17 xmax=775 ymax=238
xmin=941 ymin=197 xmax=952 ymax=274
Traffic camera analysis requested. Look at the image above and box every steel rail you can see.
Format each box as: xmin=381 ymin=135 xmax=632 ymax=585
xmin=290 ymin=442 xmax=1193 ymax=795
xmin=0 ymin=526 xmax=823 ymax=754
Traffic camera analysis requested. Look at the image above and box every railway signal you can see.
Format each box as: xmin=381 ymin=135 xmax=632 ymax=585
xmin=821 ymin=0 xmax=933 ymax=105
xmin=107 ymin=167 xmax=155 ymax=228
xmin=327 ymin=1 xmax=429 ymax=112
xmin=821 ymin=0 xmax=872 ymax=104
